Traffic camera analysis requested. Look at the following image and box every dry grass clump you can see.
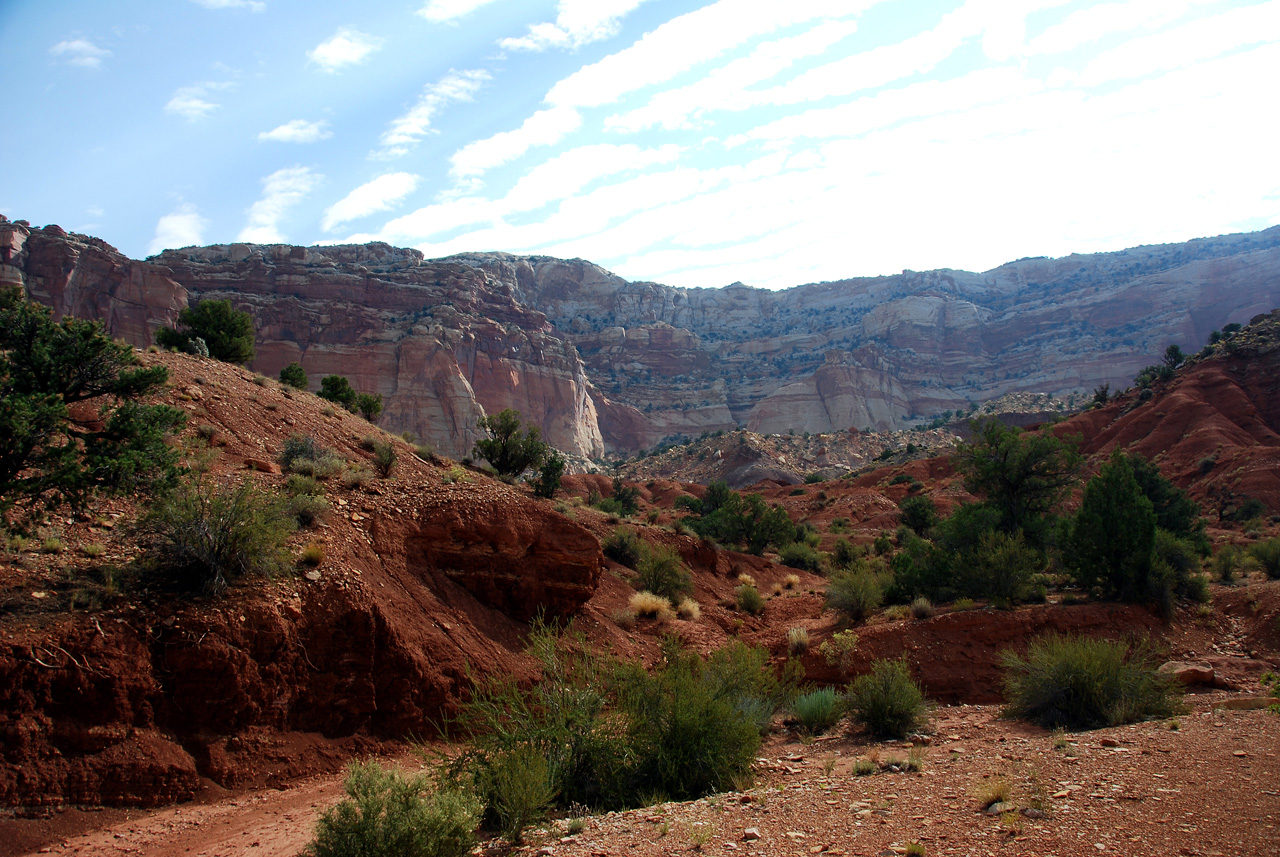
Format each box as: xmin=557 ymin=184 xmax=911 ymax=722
xmin=675 ymin=597 xmax=701 ymax=621
xmin=783 ymin=573 xmax=800 ymax=589
xmin=629 ymin=590 xmax=675 ymax=621
xmin=300 ymin=541 xmax=325 ymax=566
xmin=786 ymin=626 xmax=810 ymax=656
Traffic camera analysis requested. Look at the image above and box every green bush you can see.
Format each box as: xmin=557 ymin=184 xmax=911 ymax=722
xmin=1064 ymin=452 xmax=1157 ymax=601
xmin=966 ymin=529 xmax=1040 ymax=606
xmin=531 ymin=453 xmax=565 ymax=499
xmin=826 ymin=564 xmax=883 ymax=623
xmin=454 ymin=625 xmax=781 ymax=813
xmin=484 ymin=745 xmax=555 ymax=844
xmin=1249 ymin=538 xmax=1280 ymax=580
xmin=371 ymin=440 xmax=397 ymax=478
xmin=898 ymin=495 xmax=938 ymax=536
xmin=306 ymin=761 xmax=480 ymax=857
xmin=319 ymin=375 xmax=358 ymax=412
xmin=779 ymin=541 xmax=822 ymax=572
xmin=635 ymin=547 xmax=693 ymax=602
xmin=735 ymin=583 xmax=765 ymax=615
xmin=279 ymin=362 xmax=307 ymax=390
xmin=618 ymin=644 xmax=764 ymax=801
xmin=831 ymin=538 xmax=858 ymax=569
xmin=845 ymin=658 xmax=928 ymax=738
xmin=285 ymin=474 xmax=324 ymax=496
xmin=791 ymin=687 xmax=842 ymax=735
xmin=355 ymin=393 xmax=383 ymax=423
xmin=1001 ymin=634 xmax=1181 ymax=730
xmin=603 ymin=528 xmax=642 ymax=568
xmin=1 ymin=288 xmax=185 ymax=525
xmin=472 ymin=409 xmax=547 ymax=478
xmin=140 ymin=475 xmax=295 ymax=594
xmin=156 ymin=298 xmax=255 ymax=364
xmin=288 ymin=493 xmax=329 ymax=528
xmin=278 ymin=434 xmax=343 ymax=479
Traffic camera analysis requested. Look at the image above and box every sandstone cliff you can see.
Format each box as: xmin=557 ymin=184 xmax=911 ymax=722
xmin=6 ymin=213 xmax=1280 ymax=460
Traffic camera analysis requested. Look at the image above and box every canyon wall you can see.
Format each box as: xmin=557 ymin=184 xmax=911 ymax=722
xmin=5 ymin=213 xmax=1279 ymax=458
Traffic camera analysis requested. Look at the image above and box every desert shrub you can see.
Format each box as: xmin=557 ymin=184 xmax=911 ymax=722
xmin=531 ymin=453 xmax=565 ymax=499
xmin=830 ymin=537 xmax=858 ymax=569
xmin=279 ymin=362 xmax=307 ymax=390
xmin=804 ymin=472 xmax=823 ymax=484
xmin=786 ymin=626 xmax=809 ymax=656
xmin=371 ymin=440 xmax=397 ymax=478
xmin=1001 ymin=634 xmax=1181 ymax=730
xmin=735 ymin=583 xmax=765 ymax=615
xmin=42 ymin=537 xmax=65 ymax=554
xmin=415 ymin=443 xmax=436 ymax=462
xmin=1209 ymin=544 xmax=1243 ymax=583
xmin=483 ymin=745 xmax=556 ymax=843
xmin=196 ymin=423 xmax=219 ymax=443
xmin=783 ymin=572 xmax=800 ymax=589
xmin=278 ymin=434 xmax=327 ymax=473
xmin=305 ymin=760 xmax=480 ymax=857
xmin=635 ymin=547 xmax=693 ymax=602
xmin=1064 ymin=452 xmax=1158 ymax=601
xmin=1152 ymin=529 xmax=1210 ymax=602
xmin=675 ymin=597 xmax=701 ymax=621
xmin=472 ymin=409 xmax=547 ymax=478
xmin=898 ymin=495 xmax=938 ymax=536
xmin=155 ymin=299 xmax=255 ymax=365
xmin=300 ymin=541 xmax=325 ymax=566
xmin=82 ymin=542 xmax=106 ymax=558
xmin=617 ymin=644 xmax=764 ymax=801
xmin=966 ymin=529 xmax=1041 ymax=606
xmin=791 ymin=687 xmax=842 ymax=735
xmin=341 ymin=465 xmax=371 ymax=490
xmin=319 ymin=375 xmax=358 ymax=412
xmin=288 ymin=493 xmax=329 ymax=528
xmin=629 ymin=591 xmax=675 ymax=621
xmin=818 ymin=629 xmax=860 ymax=672
xmin=845 ymin=658 xmax=928 ymax=739
xmin=603 ymin=528 xmax=642 ymax=568
xmin=285 ymin=474 xmax=324 ymax=496
xmin=140 ymin=475 xmax=295 ymax=594
xmin=826 ymin=564 xmax=883 ymax=624
xmin=1248 ymin=538 xmax=1280 ymax=579
xmin=910 ymin=597 xmax=934 ymax=619
xmin=779 ymin=541 xmax=822 ymax=572
xmin=355 ymin=393 xmax=383 ymax=423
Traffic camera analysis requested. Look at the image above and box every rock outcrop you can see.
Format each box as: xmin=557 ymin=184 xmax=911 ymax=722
xmin=7 ymin=213 xmax=1280 ymax=459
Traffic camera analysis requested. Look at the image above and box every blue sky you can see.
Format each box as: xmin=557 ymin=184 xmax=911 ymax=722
xmin=4 ymin=0 xmax=1278 ymax=289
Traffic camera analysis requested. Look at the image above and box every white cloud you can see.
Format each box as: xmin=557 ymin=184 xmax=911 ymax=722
xmin=322 ymin=173 xmax=420 ymax=231
xmin=238 ymin=166 xmax=322 ymax=243
xmin=416 ymin=0 xmax=500 ymax=22
xmin=501 ymin=0 xmax=653 ymax=52
xmin=1076 ymin=2 xmax=1280 ymax=87
xmin=191 ymin=0 xmax=266 ymax=12
xmin=449 ymin=106 xmax=582 ymax=178
xmin=49 ymin=38 xmax=111 ymax=69
xmin=607 ymin=18 xmax=861 ymax=133
xmin=258 ymin=119 xmax=333 ymax=143
xmin=164 ymin=81 xmax=233 ymax=121
xmin=148 ymin=204 xmax=207 ymax=255
xmin=379 ymin=69 xmax=490 ymax=155
xmin=1026 ymin=0 xmax=1217 ymax=56
xmin=308 ymin=28 xmax=383 ymax=73
xmin=503 ymin=143 xmax=681 ymax=212
xmin=545 ymin=0 xmax=873 ymax=109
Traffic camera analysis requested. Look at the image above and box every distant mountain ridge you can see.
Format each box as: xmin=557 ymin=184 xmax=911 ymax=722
xmin=2 ymin=213 xmax=1278 ymax=459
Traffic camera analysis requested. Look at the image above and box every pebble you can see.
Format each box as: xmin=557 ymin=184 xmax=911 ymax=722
xmin=743 ymin=828 xmax=761 ymax=841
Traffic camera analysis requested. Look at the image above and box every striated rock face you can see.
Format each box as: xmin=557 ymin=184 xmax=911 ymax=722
xmin=0 ymin=217 xmax=186 ymax=344
xmin=9 ymin=214 xmax=1280 ymax=458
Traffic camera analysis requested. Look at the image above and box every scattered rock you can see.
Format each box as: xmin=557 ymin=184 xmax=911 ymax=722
xmin=743 ymin=828 xmax=761 ymax=841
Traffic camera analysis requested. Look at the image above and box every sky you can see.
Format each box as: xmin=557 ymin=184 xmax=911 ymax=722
xmin=3 ymin=0 xmax=1278 ymax=290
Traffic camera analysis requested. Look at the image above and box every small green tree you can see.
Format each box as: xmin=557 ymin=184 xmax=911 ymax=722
xmin=1 ymin=288 xmax=185 ymax=525
xmin=898 ymin=494 xmax=938 ymax=536
xmin=319 ymin=375 xmax=358 ymax=412
xmin=355 ymin=392 xmax=383 ymax=423
xmin=531 ymin=452 xmax=565 ymax=499
xmin=472 ymin=409 xmax=547 ymax=478
xmin=953 ymin=419 xmax=1081 ymax=545
xmin=155 ymin=299 xmax=255 ymax=364
xmin=279 ymin=362 xmax=307 ymax=390
xmin=1065 ymin=452 xmax=1156 ymax=601
xmin=1162 ymin=344 xmax=1187 ymax=370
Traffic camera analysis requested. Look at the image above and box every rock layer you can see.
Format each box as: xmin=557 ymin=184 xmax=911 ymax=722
xmin=6 ymin=214 xmax=1280 ymax=458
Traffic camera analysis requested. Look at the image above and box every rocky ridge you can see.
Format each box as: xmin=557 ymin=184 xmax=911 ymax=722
xmin=4 ymin=214 xmax=1280 ymax=460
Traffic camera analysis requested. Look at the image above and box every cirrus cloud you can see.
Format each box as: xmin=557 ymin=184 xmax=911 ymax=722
xmin=49 ymin=38 xmax=111 ymax=69
xmin=322 ymin=173 xmax=421 ymax=231
xmin=259 ymin=119 xmax=333 ymax=143
xmin=238 ymin=166 xmax=322 ymax=243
